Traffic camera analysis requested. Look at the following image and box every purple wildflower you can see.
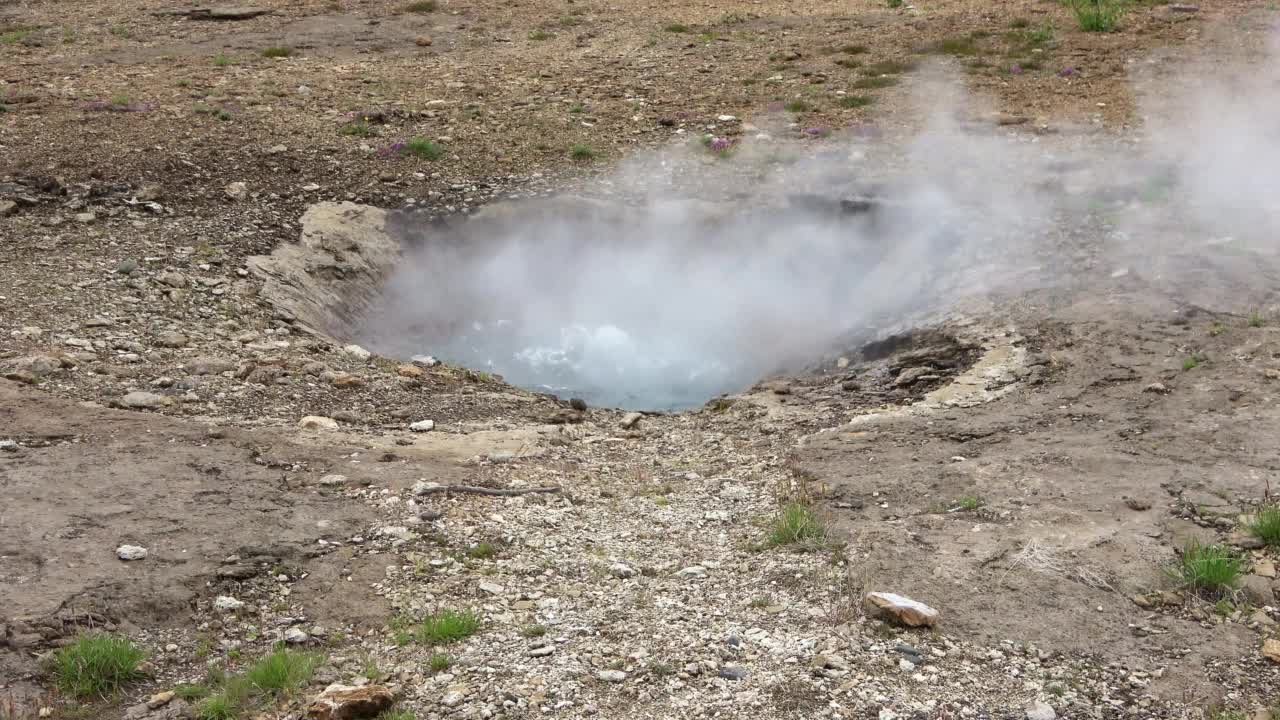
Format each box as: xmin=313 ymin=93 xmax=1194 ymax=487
xmin=379 ymin=141 xmax=408 ymax=158
xmin=803 ymin=126 xmax=829 ymax=138
xmin=1057 ymin=67 xmax=1077 ymax=77
xmin=709 ymin=137 xmax=732 ymax=152
xmin=1010 ymin=64 xmax=1023 ymax=74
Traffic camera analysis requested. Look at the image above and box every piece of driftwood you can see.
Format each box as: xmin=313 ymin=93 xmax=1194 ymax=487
xmin=416 ymin=484 xmax=562 ymax=496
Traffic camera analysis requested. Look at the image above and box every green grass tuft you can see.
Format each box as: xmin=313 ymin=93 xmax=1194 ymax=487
xmin=851 ymin=75 xmax=898 ymax=89
xmin=569 ymin=143 xmax=595 ymax=161
xmin=663 ymin=22 xmax=689 ymax=33
xmin=1250 ymin=505 xmax=1280 ymax=546
xmin=466 ymin=542 xmax=497 ymax=560
xmin=174 ymin=684 xmax=210 ymax=701
xmin=212 ymin=53 xmax=236 ymax=66
xmin=783 ymin=99 xmax=811 ymax=112
xmin=1069 ymin=0 xmax=1124 ymax=32
xmin=1182 ymin=355 xmax=1200 ymax=370
xmin=1170 ymin=541 xmax=1242 ymax=595
xmin=767 ymin=502 xmax=827 ymax=548
xmin=52 ymin=634 xmax=146 ymax=698
xmin=1249 ymin=311 xmax=1265 ymax=327
xmin=404 ymin=0 xmax=437 ymax=11
xmin=1009 ymin=18 xmax=1031 ymax=28
xmin=381 ymin=710 xmax=418 ymax=720
xmin=261 ymin=46 xmax=293 ymax=58
xmin=428 ymin=653 xmax=454 ymax=672
xmin=528 ymin=30 xmax=550 ymax=40
xmin=863 ymin=59 xmax=915 ymax=75
xmin=403 ymin=136 xmax=445 ymax=160
xmin=951 ymin=495 xmax=984 ymax=511
xmin=919 ymin=36 xmax=980 ymax=55
xmin=341 ymin=120 xmax=377 ymax=137
xmin=415 ymin=609 xmax=481 ymax=645
xmin=521 ymin=624 xmax=548 ymax=638
xmin=838 ymin=94 xmax=875 ymax=108
xmin=244 ymin=648 xmax=322 ymax=695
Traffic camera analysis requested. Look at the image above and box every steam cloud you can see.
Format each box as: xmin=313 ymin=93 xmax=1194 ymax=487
xmin=360 ymin=19 xmax=1280 ymax=410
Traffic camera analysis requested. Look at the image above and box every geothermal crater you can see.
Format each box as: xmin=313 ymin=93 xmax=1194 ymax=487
xmin=255 ymin=195 xmax=941 ymax=410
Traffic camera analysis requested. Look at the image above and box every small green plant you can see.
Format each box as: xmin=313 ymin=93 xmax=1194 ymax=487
xmin=569 ymin=144 xmax=595 ymax=161
xmin=528 ymin=30 xmax=550 ymax=40
xmin=838 ymin=95 xmax=874 ymax=108
xmin=1024 ymin=24 xmax=1054 ymax=44
xmin=381 ymin=710 xmax=418 ymax=720
xmin=52 ymin=633 xmax=147 ymax=698
xmin=783 ymin=99 xmax=810 ymax=112
xmin=403 ymin=136 xmax=445 ymax=160
xmin=1214 ymin=597 xmax=1235 ymax=617
xmin=1249 ymin=311 xmax=1265 ymax=327
xmin=196 ymin=693 xmax=238 ymax=720
xmin=176 ymin=79 xmax=191 ymax=88
xmin=174 ymin=684 xmax=210 ymax=701
xmin=1170 ymin=541 xmax=1242 ymax=595
xmin=212 ymin=54 xmax=236 ymax=66
xmin=887 ymin=0 xmax=903 ymax=7
xmin=851 ymin=76 xmax=898 ymax=89
xmin=1010 ymin=18 xmax=1031 ymax=28
xmin=1250 ymin=505 xmax=1280 ymax=546
xmin=466 ymin=542 xmax=497 ymax=560
xmin=834 ymin=57 xmax=862 ymax=68
xmin=841 ymin=44 xmax=868 ymax=54
xmin=404 ymin=0 xmax=437 ymax=11
xmin=569 ymin=103 xmax=585 ymax=114
xmin=648 ymin=660 xmax=676 ymax=676
xmin=341 ymin=120 xmax=377 ymax=137
xmin=245 ymin=648 xmax=322 ymax=695
xmin=920 ymin=36 xmax=979 ymax=55
xmin=110 ymin=93 xmax=132 ymax=107
xmin=261 ymin=46 xmax=293 ymax=58
xmin=1069 ymin=0 xmax=1124 ymax=32
xmin=863 ymin=59 xmax=915 ymax=75
xmin=109 ymin=25 xmax=131 ymax=38
xmin=767 ymin=502 xmax=827 ymax=548
xmin=415 ymin=609 xmax=481 ymax=645
xmin=951 ymin=495 xmax=984 ymax=511
xmin=748 ymin=595 xmax=773 ymax=608
xmin=0 ymin=26 xmax=37 ymax=44
xmin=428 ymin=653 xmax=454 ymax=672
xmin=1182 ymin=355 xmax=1200 ymax=370
xmin=663 ymin=22 xmax=689 ymax=33
xmin=521 ymin=624 xmax=547 ymax=638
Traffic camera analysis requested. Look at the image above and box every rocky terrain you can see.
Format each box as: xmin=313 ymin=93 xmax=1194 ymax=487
xmin=4 ymin=0 xmax=1280 ymax=719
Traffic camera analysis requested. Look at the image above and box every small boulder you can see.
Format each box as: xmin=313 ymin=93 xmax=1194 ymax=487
xmin=317 ymin=474 xmax=348 ymax=487
xmin=299 ymin=416 xmax=340 ymax=432
xmin=397 ymin=364 xmax=424 ymax=378
xmin=305 ymin=684 xmax=394 ymax=720
xmin=1241 ymin=575 xmax=1275 ymax=606
xmin=411 ymin=355 xmax=440 ymax=368
xmin=596 ymin=670 xmax=626 ymax=683
xmin=341 ymin=344 xmax=372 ymax=361
xmin=620 ymin=412 xmax=642 ymax=429
xmin=224 ymin=182 xmax=248 ymax=201
xmin=116 ymin=545 xmax=148 ymax=561
xmin=415 ymin=35 xmax=433 ymax=46
xmin=1026 ymin=700 xmax=1057 ymax=720
xmin=213 ymin=595 xmax=245 ymax=612
xmin=609 ymin=563 xmax=637 ymax=578
xmin=1264 ymin=638 xmax=1280 ymax=663
xmin=409 ymin=420 xmax=435 ymax=433
xmin=156 ymin=331 xmax=188 ymax=348
xmin=864 ymin=592 xmax=940 ymax=628
xmin=284 ymin=627 xmax=309 ymax=644
xmin=120 ymin=391 xmax=167 ymax=409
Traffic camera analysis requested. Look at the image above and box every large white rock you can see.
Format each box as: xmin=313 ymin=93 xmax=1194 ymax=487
xmin=116 ymin=545 xmax=148 ymax=561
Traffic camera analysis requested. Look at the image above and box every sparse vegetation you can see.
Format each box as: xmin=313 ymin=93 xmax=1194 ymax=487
xmin=1182 ymin=355 xmax=1200 ymax=370
xmin=340 ymin=120 xmax=377 ymax=137
xmin=887 ymin=0 xmax=903 ymax=7
xmin=1069 ymin=0 xmax=1124 ymax=32
xmin=834 ymin=58 xmax=862 ymax=68
xmin=522 ymin=624 xmax=548 ymax=637
xmin=428 ymin=653 xmax=454 ymax=672
xmin=570 ymin=143 xmax=595 ymax=161
xmin=174 ymin=684 xmax=210 ymax=701
xmin=415 ymin=609 xmax=481 ymax=645
xmin=1170 ymin=541 xmax=1242 ymax=595
xmin=648 ymin=660 xmax=676 ymax=676
xmin=951 ymin=495 xmax=984 ymax=511
xmin=863 ymin=59 xmax=915 ymax=75
xmin=841 ymin=44 xmax=868 ymax=54
xmin=766 ymin=502 xmax=827 ymax=548
xmin=261 ymin=46 xmax=293 ymax=58
xmin=1249 ymin=310 xmax=1265 ymax=327
xmin=1250 ymin=505 xmax=1280 ymax=546
xmin=851 ymin=76 xmax=899 ymax=89
xmin=0 ymin=25 xmax=37 ymax=45
xmin=1010 ymin=18 xmax=1031 ymax=29
xmin=838 ymin=94 xmax=875 ymax=108
xmin=403 ymin=136 xmax=446 ymax=160
xmin=194 ymin=103 xmax=233 ymax=121
xmin=528 ymin=30 xmax=550 ymax=40
xmin=783 ymin=99 xmax=811 ymax=112
xmin=569 ymin=103 xmax=585 ymax=114
xmin=403 ymin=0 xmax=437 ymax=11
xmin=663 ymin=22 xmax=689 ymax=33
xmin=381 ymin=710 xmax=418 ymax=720
xmin=246 ymin=648 xmax=322 ymax=694
xmin=920 ymin=36 xmax=980 ymax=55
xmin=52 ymin=633 xmax=146 ymax=698
xmin=467 ymin=542 xmax=497 ymax=559
xmin=212 ymin=53 xmax=236 ymax=66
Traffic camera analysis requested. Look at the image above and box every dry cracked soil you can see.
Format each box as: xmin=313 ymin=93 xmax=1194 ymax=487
xmin=4 ymin=0 xmax=1280 ymax=719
